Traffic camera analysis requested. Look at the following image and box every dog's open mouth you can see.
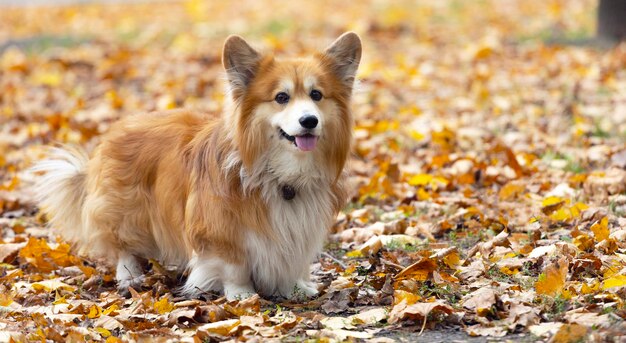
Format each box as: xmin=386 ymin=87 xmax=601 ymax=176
xmin=279 ymin=128 xmax=318 ymax=152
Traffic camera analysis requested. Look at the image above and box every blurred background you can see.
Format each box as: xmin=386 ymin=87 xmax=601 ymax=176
xmin=0 ymin=0 xmax=624 ymax=218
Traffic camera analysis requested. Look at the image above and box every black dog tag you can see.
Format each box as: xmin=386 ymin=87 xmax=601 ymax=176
xmin=281 ymin=185 xmax=296 ymax=200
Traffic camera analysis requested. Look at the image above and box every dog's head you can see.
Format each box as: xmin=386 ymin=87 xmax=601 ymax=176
xmin=222 ymin=33 xmax=361 ymax=179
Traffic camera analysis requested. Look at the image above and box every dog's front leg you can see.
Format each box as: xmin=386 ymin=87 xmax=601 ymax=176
xmin=294 ymin=278 xmax=320 ymax=298
xmin=116 ymin=252 xmax=145 ymax=296
xmin=181 ymin=254 xmax=255 ymax=301
xmin=279 ymin=271 xmax=319 ymax=301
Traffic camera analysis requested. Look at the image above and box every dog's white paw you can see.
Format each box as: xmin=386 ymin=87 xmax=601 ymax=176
xmin=117 ymin=274 xmax=145 ymax=296
xmin=224 ymin=283 xmax=257 ymax=301
xmin=289 ymin=280 xmax=319 ymax=300
xmin=116 ymin=253 xmax=145 ymax=297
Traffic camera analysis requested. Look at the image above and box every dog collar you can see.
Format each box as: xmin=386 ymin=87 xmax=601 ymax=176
xmin=281 ymin=185 xmax=296 ymax=200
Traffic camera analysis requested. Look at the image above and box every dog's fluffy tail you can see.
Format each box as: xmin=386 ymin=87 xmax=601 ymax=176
xmin=31 ymin=146 xmax=89 ymax=249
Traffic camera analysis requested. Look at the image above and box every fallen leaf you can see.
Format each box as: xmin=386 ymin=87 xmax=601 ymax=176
xmin=462 ymin=287 xmax=497 ymax=316
xmin=197 ymin=319 xmax=240 ymax=336
xmin=602 ymin=274 xmax=626 ymax=290
xmin=550 ymin=323 xmax=588 ymax=343
xmin=388 ymin=299 xmax=454 ymax=323
xmin=153 ymin=296 xmax=175 ymax=314
xmin=590 ymin=217 xmax=609 ymax=242
xmin=536 ymin=257 xmax=568 ymax=297
xmin=30 ymin=279 xmax=76 ymax=292
xmin=466 ymin=324 xmax=507 ymax=337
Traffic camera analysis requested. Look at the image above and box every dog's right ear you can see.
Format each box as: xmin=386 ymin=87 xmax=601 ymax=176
xmin=223 ymin=35 xmax=261 ymax=92
xmin=322 ymin=32 xmax=362 ymax=87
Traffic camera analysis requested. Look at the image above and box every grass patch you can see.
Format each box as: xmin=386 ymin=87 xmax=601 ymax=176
xmin=0 ymin=34 xmax=92 ymax=55
xmin=541 ymin=150 xmax=584 ymax=174
xmin=539 ymin=295 xmax=571 ymax=321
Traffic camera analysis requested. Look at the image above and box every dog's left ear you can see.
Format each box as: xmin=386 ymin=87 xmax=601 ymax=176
xmin=322 ymin=32 xmax=362 ymax=87
xmin=223 ymin=35 xmax=261 ymax=92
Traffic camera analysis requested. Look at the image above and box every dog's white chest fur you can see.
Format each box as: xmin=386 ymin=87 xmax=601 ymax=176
xmin=246 ymin=187 xmax=332 ymax=297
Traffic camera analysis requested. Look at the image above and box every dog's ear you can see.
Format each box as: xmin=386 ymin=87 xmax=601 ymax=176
xmin=322 ymin=32 xmax=362 ymax=87
xmin=223 ymin=35 xmax=261 ymax=92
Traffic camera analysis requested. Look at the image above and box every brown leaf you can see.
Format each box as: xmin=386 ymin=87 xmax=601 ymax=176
xmin=320 ymin=288 xmax=358 ymax=314
xmin=466 ymin=324 xmax=507 ymax=337
xmin=462 ymin=287 xmax=497 ymax=317
xmin=0 ymin=242 xmax=25 ymax=263
xmin=388 ymin=299 xmax=454 ymax=323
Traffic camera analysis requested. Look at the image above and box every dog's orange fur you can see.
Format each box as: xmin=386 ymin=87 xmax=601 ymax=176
xmin=34 ymin=32 xmax=361 ymax=299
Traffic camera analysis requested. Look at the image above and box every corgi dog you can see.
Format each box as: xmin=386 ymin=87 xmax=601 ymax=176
xmin=33 ymin=32 xmax=361 ymax=300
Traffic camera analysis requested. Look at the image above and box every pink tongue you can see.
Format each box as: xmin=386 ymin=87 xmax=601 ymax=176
xmin=295 ymin=135 xmax=318 ymax=151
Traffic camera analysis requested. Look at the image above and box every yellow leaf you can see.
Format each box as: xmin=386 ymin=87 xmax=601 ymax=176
xmin=52 ymin=291 xmax=67 ymax=305
xmin=95 ymin=328 xmax=111 ymax=338
xmin=431 ymin=154 xmax=450 ymax=168
xmin=499 ymin=266 xmax=519 ymax=275
xmin=431 ymin=176 xmax=450 ymax=190
xmin=443 ymin=251 xmax=460 ymax=268
xmin=561 ymin=289 xmax=573 ymax=300
xmin=393 ymin=290 xmax=421 ymax=306
xmin=372 ymin=120 xmax=399 ymax=133
xmin=198 ymin=319 xmax=240 ymax=336
xmin=603 ymin=274 xmax=626 ymax=290
xmin=535 ymin=257 xmax=568 ymax=297
xmin=431 ymin=127 xmax=455 ymax=150
xmin=32 ymin=280 xmax=76 ymax=292
xmin=574 ymin=234 xmax=594 ymax=251
xmin=36 ymin=327 xmax=45 ymax=340
xmin=542 ymin=196 xmax=564 ymax=207
xmin=0 ymin=293 xmax=12 ymax=306
xmin=581 ymin=281 xmax=599 ymax=294
xmin=87 ymin=305 xmax=103 ymax=319
xmin=102 ymin=304 xmax=119 ymax=316
xmin=550 ymin=208 xmax=572 ymax=221
xmin=105 ymin=90 xmax=124 ymax=109
xmin=590 ymin=217 xmax=609 ymax=242
xmin=33 ymin=70 xmax=62 ymax=86
xmin=409 ymin=130 xmax=425 ymax=141
xmin=395 ymin=258 xmax=437 ymax=281
xmin=153 ymin=296 xmax=175 ymax=314
xmin=498 ymin=183 xmax=524 ymax=200
xmin=416 ymin=187 xmax=430 ymax=200
xmin=106 ymin=337 xmax=123 ymax=343
xmin=345 ymin=250 xmax=364 ymax=258
xmin=473 ymin=45 xmax=494 ymax=60
xmin=78 ymin=265 xmax=96 ymax=278
xmin=542 ymin=196 xmax=566 ymax=213
xmin=408 ymin=174 xmax=432 ymax=186
xmin=569 ymin=202 xmax=589 ymax=217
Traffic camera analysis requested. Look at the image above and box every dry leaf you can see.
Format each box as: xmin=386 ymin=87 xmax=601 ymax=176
xmin=388 ymin=299 xmax=454 ymax=323
xmin=462 ymin=287 xmax=496 ymax=316
xmin=550 ymin=323 xmax=588 ymax=343
xmin=536 ymin=257 xmax=568 ymax=297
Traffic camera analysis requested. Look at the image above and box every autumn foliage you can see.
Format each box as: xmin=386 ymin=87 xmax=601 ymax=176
xmin=1 ymin=0 xmax=625 ymax=341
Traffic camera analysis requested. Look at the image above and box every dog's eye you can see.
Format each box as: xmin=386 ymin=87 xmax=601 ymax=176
xmin=275 ymin=92 xmax=290 ymax=104
xmin=310 ymin=90 xmax=323 ymax=101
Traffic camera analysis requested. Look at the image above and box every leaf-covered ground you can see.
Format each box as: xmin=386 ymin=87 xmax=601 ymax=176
xmin=1 ymin=0 xmax=626 ymax=342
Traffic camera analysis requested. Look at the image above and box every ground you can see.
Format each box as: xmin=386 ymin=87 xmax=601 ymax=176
xmin=1 ymin=0 xmax=626 ymax=342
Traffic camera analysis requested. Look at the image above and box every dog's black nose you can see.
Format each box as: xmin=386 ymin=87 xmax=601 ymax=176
xmin=299 ymin=115 xmax=318 ymax=129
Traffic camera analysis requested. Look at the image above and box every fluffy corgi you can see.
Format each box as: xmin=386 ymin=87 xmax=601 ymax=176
xmin=33 ymin=32 xmax=361 ymax=300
